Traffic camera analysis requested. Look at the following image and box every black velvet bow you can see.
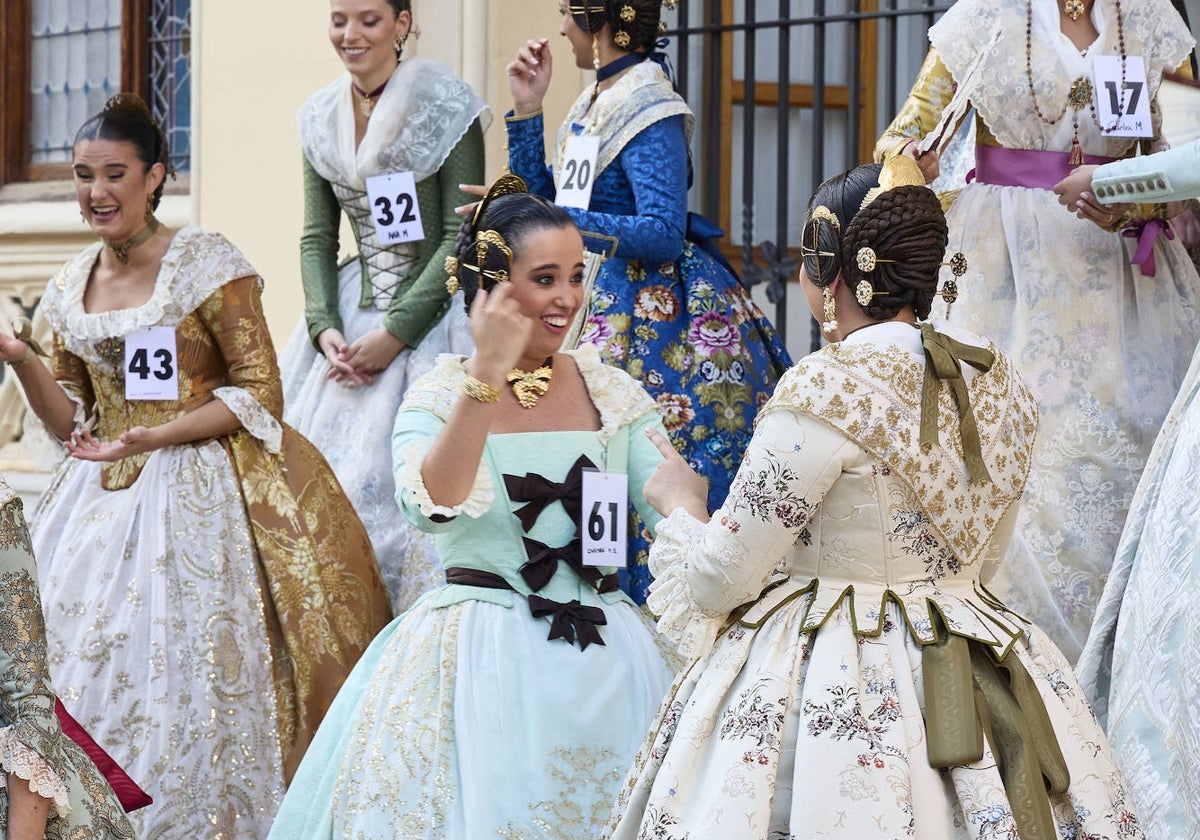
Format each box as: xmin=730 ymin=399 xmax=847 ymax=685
xmin=528 ymin=595 xmax=607 ymax=650
xmin=503 ymin=455 xmax=595 ymax=533
xmin=519 ymin=538 xmax=582 ymax=592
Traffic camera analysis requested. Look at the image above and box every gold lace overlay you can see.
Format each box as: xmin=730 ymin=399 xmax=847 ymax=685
xmin=763 ymin=336 xmax=1037 ymax=567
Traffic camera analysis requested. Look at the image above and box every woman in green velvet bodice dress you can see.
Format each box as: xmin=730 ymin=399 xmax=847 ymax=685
xmin=281 ymin=0 xmax=491 ymax=612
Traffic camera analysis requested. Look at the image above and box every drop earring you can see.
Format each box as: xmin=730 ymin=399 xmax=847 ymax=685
xmin=821 ymin=287 xmax=839 ymax=335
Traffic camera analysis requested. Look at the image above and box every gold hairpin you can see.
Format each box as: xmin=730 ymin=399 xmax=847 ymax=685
xmin=938 ymin=280 xmax=960 ymax=304
xmin=620 ymin=4 xmax=637 ymax=21
xmin=855 ymin=280 xmax=891 ymax=308
xmin=942 ymin=251 xmax=968 ymax=277
xmin=811 ymin=205 xmax=841 ymax=230
xmin=855 ymin=246 xmax=895 ymax=274
xmin=471 ymin=174 xmax=529 ymax=227
xmin=476 ymin=230 xmax=513 ymax=262
xmin=444 ymin=255 xmax=461 ymax=295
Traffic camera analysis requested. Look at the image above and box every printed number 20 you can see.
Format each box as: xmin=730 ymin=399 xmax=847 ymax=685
xmin=588 ymin=500 xmax=618 ymax=542
xmin=562 ymin=158 xmax=592 ymax=192
xmin=128 ymin=348 xmax=174 ymax=381
xmin=374 ymin=192 xmax=418 ymax=226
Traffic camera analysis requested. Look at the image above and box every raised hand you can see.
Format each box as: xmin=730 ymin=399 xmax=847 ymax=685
xmin=901 ymin=140 xmax=940 ymax=184
xmin=643 ymin=427 xmax=710 ymax=521
xmin=467 ymin=283 xmax=535 ymax=384
xmin=507 ymin=38 xmax=553 ymax=116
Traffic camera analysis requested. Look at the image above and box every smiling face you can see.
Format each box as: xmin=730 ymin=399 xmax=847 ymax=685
xmin=506 ymin=223 xmax=586 ymax=362
xmin=73 ymin=139 xmax=164 ymax=242
xmin=329 ymin=0 xmax=408 ymax=85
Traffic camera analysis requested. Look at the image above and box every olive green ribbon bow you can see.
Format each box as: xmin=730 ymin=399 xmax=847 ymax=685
xmin=917 ymin=322 xmax=994 ymax=483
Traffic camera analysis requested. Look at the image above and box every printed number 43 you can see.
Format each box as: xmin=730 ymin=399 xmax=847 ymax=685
xmin=128 ymin=347 xmax=174 ymax=381
xmin=374 ymin=193 xmax=417 ymax=226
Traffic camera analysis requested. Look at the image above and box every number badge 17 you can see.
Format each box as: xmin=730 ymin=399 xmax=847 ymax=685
xmin=582 ymin=469 xmax=628 ymax=568
xmin=125 ymin=326 xmax=179 ymax=400
xmin=1092 ymin=55 xmax=1152 ymax=138
xmin=556 ymin=135 xmax=600 ymax=210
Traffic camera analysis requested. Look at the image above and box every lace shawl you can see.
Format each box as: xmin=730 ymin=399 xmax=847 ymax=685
xmin=298 ymin=58 xmax=492 ymax=189
xmin=554 ymin=60 xmax=694 ymax=180
xmin=762 ymin=331 xmax=1038 ymax=569
xmin=930 ymin=0 xmax=1194 ymax=154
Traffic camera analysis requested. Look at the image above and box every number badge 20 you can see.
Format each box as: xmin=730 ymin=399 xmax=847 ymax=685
xmin=125 ymin=326 xmax=178 ymax=400
xmin=556 ymin=135 xmax=600 ymax=210
xmin=582 ymin=469 xmax=628 ymax=568
xmin=366 ymin=170 xmax=426 ymax=244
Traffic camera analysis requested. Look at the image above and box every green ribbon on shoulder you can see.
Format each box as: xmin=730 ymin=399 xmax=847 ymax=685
xmin=917 ymin=322 xmax=994 ymax=483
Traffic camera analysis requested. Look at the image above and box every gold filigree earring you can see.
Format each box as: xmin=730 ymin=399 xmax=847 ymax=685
xmin=821 ymin=287 xmax=838 ymax=335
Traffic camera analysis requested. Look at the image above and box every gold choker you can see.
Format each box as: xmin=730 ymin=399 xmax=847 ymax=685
xmin=1063 ymin=0 xmax=1085 ymax=19
xmin=105 ymin=215 xmax=161 ymax=264
xmin=507 ymin=357 xmax=553 ymax=409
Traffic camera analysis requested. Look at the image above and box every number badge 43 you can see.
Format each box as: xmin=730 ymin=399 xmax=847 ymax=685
xmin=582 ymin=468 xmax=628 ymax=568
xmin=125 ymin=326 xmax=179 ymax=400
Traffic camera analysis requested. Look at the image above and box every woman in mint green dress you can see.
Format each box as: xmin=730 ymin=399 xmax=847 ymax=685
xmin=269 ymin=184 xmax=677 ymax=839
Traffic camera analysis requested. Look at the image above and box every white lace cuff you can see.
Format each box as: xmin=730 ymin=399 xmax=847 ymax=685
xmin=397 ymin=439 xmax=494 ymax=520
xmin=0 ymin=726 xmax=71 ymax=817
xmin=214 ymin=387 xmax=282 ymax=454
xmin=646 ymin=508 xmax=727 ymax=659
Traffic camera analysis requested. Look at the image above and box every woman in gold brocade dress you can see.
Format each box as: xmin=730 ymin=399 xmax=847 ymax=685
xmin=0 ymin=94 xmax=392 ymax=839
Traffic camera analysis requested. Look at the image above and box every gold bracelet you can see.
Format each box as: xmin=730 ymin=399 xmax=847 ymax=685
xmin=463 ymin=376 xmax=500 ymax=404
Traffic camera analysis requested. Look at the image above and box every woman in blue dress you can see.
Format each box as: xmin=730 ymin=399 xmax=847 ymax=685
xmin=504 ymin=0 xmax=792 ymax=600
xmin=267 ymin=181 xmax=678 ymax=840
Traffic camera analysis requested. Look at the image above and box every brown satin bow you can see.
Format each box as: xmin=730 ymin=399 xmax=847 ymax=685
xmin=917 ymin=322 xmax=995 ymax=484
xmin=503 ymin=455 xmax=595 ymax=533
xmin=520 ymin=536 xmax=620 ymax=594
xmin=528 ymin=595 xmax=607 ymax=650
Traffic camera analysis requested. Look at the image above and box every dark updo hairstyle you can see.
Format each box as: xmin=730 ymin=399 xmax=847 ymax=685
xmin=74 ymin=93 xmax=172 ymax=210
xmin=571 ymin=0 xmax=663 ymax=53
xmin=450 ymin=194 xmax=576 ymax=312
xmin=384 ymin=0 xmax=411 ymax=13
xmin=802 ymin=162 xmax=948 ymax=321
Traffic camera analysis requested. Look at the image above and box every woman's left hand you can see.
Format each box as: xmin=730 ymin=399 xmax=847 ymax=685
xmin=643 ymin=428 xmax=710 ymax=521
xmin=1072 ymin=191 xmax=1130 ymax=231
xmin=344 ymin=328 xmax=405 ymax=381
xmin=66 ymin=426 xmax=158 ymax=462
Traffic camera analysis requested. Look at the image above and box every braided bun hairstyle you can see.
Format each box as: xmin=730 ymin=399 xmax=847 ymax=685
xmin=571 ymin=0 xmax=662 ymax=52
xmin=74 ymin=93 xmax=171 ymax=209
xmin=802 ymin=163 xmax=948 ymax=321
xmin=450 ymin=194 xmax=575 ymax=312
xmin=842 ymin=185 xmax=947 ymax=320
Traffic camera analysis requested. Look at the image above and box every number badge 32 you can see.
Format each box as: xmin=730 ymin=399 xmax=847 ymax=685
xmin=582 ymin=468 xmax=628 ymax=568
xmin=366 ymin=170 xmax=426 ymax=244
xmin=125 ymin=326 xmax=179 ymax=400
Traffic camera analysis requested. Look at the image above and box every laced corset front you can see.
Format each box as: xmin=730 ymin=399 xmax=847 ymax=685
xmin=330 ymin=182 xmax=418 ymax=310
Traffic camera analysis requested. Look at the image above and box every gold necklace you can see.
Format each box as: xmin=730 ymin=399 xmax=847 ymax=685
xmin=104 ymin=215 xmax=161 ymax=264
xmin=1063 ymin=0 xmax=1085 ymax=20
xmin=507 ymin=357 xmax=553 ymax=409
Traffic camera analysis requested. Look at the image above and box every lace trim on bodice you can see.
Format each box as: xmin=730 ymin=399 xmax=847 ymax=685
xmin=298 ymin=58 xmax=491 ymax=190
xmin=40 ymin=227 xmax=259 ymax=368
xmin=400 ymin=344 xmax=658 ymax=446
xmin=555 ymin=61 xmax=694 ymax=180
xmin=0 ymin=725 xmax=71 ymax=816
xmin=930 ymin=0 xmax=1193 ymax=154
xmin=329 ymin=182 xmax=418 ymax=310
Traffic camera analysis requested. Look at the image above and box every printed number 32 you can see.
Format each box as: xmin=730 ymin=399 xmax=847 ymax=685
xmin=128 ymin=348 xmax=173 ymax=381
xmin=374 ymin=193 xmax=417 ymax=226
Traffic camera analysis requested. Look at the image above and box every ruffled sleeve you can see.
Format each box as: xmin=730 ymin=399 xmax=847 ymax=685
xmin=0 ymin=497 xmax=71 ymax=815
xmin=393 ymin=434 xmax=494 ymax=527
xmin=645 ymin=409 xmax=857 ymax=657
xmin=196 ymin=275 xmax=284 ymax=453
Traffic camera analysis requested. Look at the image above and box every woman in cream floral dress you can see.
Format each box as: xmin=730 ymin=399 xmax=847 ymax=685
xmin=605 ymin=161 xmax=1142 ymax=840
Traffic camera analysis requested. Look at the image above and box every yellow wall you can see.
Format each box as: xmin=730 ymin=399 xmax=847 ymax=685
xmin=194 ymin=0 xmax=585 ymax=344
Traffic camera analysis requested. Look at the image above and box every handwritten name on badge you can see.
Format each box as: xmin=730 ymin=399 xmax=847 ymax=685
xmin=366 ymin=170 xmax=426 ymax=244
xmin=1092 ymin=55 xmax=1152 ymax=138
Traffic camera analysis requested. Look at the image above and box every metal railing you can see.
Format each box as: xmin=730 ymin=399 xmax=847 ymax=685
xmin=662 ymin=0 xmax=952 ymax=352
